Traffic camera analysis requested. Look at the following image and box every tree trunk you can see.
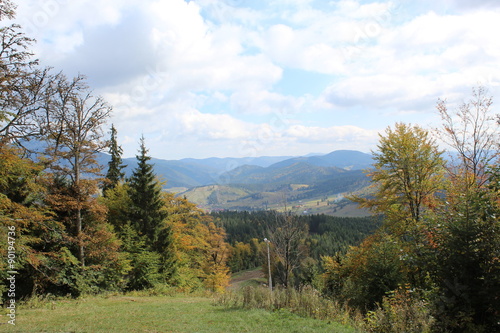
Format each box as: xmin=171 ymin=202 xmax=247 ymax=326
xmin=75 ymin=151 xmax=85 ymax=267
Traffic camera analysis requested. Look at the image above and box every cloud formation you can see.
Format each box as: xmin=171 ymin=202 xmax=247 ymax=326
xmin=10 ymin=0 xmax=500 ymax=159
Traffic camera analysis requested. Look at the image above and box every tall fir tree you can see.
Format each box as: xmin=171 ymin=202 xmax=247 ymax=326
xmin=127 ymin=136 xmax=167 ymax=249
xmin=103 ymin=124 xmax=126 ymax=195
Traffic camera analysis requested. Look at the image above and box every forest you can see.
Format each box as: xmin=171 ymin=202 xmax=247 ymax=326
xmin=1 ymin=0 xmax=500 ymax=332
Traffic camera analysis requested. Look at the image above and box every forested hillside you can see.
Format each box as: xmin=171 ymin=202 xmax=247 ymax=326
xmin=180 ymin=165 xmax=371 ymax=214
xmin=212 ymin=211 xmax=380 ymax=273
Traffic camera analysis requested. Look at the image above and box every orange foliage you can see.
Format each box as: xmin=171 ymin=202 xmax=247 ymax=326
xmin=163 ymin=194 xmax=230 ymax=292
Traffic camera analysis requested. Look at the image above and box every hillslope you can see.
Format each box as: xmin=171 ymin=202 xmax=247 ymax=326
xmin=178 ymin=151 xmax=374 ymax=216
xmin=99 ymin=150 xmax=374 ymax=216
xmin=8 ymin=295 xmax=356 ymax=333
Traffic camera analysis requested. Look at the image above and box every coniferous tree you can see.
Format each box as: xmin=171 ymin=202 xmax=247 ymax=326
xmin=127 ymin=136 xmax=167 ymax=249
xmin=103 ymin=124 xmax=126 ymax=195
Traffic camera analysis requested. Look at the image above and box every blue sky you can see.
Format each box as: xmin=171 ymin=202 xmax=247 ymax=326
xmin=10 ymin=0 xmax=500 ymax=159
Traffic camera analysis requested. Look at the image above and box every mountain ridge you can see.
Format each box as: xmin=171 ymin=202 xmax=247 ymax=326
xmin=115 ymin=150 xmax=373 ymax=189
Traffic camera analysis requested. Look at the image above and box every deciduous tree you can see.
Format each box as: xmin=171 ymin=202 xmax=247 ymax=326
xmin=352 ymin=122 xmax=445 ymax=229
xmin=437 ymin=86 xmax=499 ymax=188
xmin=40 ymin=74 xmax=112 ymax=266
xmin=0 ymin=1 xmax=58 ymax=147
xmin=268 ymin=210 xmax=308 ymax=288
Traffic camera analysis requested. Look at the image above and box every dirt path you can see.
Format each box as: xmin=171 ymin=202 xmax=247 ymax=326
xmin=229 ymin=269 xmax=265 ymax=290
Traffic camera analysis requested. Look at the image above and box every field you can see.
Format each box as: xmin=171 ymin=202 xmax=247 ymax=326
xmin=0 ymin=294 xmax=358 ymax=333
xmin=181 ymin=183 xmax=371 ymax=217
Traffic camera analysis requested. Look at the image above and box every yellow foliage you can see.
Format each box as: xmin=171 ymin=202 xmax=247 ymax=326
xmin=163 ymin=194 xmax=231 ymax=292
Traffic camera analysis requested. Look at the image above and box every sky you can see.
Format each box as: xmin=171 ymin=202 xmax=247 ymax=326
xmin=8 ymin=0 xmax=500 ymax=159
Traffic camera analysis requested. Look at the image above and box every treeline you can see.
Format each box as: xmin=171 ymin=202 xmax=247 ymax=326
xmin=0 ymin=1 xmax=230 ymax=299
xmin=322 ymin=109 xmax=500 ymax=331
xmin=214 ymin=211 xmax=380 ymax=286
xmin=218 ymin=96 xmax=499 ymax=331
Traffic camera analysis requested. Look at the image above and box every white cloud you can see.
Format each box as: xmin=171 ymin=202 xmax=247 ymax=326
xmin=175 ymin=110 xmax=254 ymax=140
xmin=319 ymin=8 xmax=500 ymax=113
xmin=286 ymin=124 xmax=378 ymax=143
xmin=9 ymin=0 xmax=500 ymax=159
xmin=230 ymin=90 xmax=307 ymax=115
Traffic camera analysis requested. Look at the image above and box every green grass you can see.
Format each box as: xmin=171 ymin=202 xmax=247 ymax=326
xmin=0 ymin=295 xmax=359 ymax=333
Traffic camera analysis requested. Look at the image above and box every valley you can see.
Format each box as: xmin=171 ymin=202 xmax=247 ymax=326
xmin=117 ymin=150 xmax=375 ymax=216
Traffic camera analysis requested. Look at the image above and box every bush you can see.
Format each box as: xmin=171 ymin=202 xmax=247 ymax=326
xmin=126 ymin=250 xmax=162 ymax=291
xmin=364 ymin=286 xmax=434 ymax=333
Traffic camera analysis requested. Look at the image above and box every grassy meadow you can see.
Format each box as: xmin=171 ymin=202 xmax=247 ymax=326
xmin=0 ymin=294 xmax=359 ymax=333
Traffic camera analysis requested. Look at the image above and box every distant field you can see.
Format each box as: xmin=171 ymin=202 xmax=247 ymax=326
xmin=1 ymin=295 xmax=358 ymax=333
xmin=181 ymin=182 xmax=372 ymax=217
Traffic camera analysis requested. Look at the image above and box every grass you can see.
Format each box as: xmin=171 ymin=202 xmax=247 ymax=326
xmin=0 ymin=295 xmax=359 ymax=333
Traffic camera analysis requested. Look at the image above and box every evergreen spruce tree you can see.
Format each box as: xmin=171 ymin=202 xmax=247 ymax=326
xmin=103 ymin=124 xmax=126 ymax=195
xmin=127 ymin=136 xmax=167 ymax=250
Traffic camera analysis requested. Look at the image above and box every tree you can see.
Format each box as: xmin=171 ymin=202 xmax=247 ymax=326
xmin=348 ymin=123 xmax=446 ymax=300
xmin=0 ymin=1 xmax=54 ymax=146
xmin=0 ymin=0 xmax=14 ymax=20
xmin=127 ymin=136 xmax=167 ymax=249
xmin=427 ymin=89 xmax=500 ymax=330
xmin=103 ymin=124 xmax=126 ymax=195
xmin=322 ymin=232 xmax=405 ymax=310
xmin=0 ymin=142 xmax=57 ymax=297
xmin=427 ymin=181 xmax=500 ymax=331
xmin=352 ymin=123 xmax=445 ymax=228
xmin=164 ymin=195 xmax=230 ymax=292
xmin=201 ymin=222 xmax=231 ymax=292
xmin=100 ymin=182 xmax=132 ymax=234
xmin=437 ymin=86 xmax=499 ymax=188
xmin=268 ymin=210 xmax=308 ymax=288
xmin=40 ymin=74 xmax=112 ymax=266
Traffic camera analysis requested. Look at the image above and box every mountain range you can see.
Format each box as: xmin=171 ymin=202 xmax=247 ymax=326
xmin=113 ymin=150 xmax=375 ymax=216
xmin=25 ymin=140 xmax=374 ymax=215
xmin=118 ymin=150 xmax=374 ymax=189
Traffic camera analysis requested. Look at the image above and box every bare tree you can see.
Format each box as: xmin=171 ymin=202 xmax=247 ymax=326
xmin=40 ymin=74 xmax=112 ymax=266
xmin=268 ymin=205 xmax=308 ymax=288
xmin=0 ymin=0 xmax=15 ymax=20
xmin=0 ymin=1 xmax=59 ymax=148
xmin=436 ymin=86 xmax=499 ymax=188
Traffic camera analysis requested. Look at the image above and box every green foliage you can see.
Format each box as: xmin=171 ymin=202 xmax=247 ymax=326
xmin=127 ymin=136 xmax=167 ymax=249
xmin=103 ymin=124 xmax=126 ymax=194
xmin=425 ymin=187 xmax=500 ymax=332
xmin=99 ymin=182 xmax=132 ymax=234
xmin=331 ymin=115 xmax=499 ymax=330
xmin=307 ymin=214 xmax=382 ymax=259
xmin=215 ymin=211 xmax=379 ymax=276
xmin=322 ymin=232 xmax=405 ymax=310
xmin=364 ymin=286 xmax=434 ymax=333
xmin=295 ymin=257 xmax=322 ymax=289
xmin=352 ymin=122 xmax=444 ymax=227
xmin=126 ymin=250 xmax=162 ymax=291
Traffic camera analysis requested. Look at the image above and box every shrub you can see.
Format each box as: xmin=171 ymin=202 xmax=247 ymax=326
xmin=364 ymin=286 xmax=434 ymax=333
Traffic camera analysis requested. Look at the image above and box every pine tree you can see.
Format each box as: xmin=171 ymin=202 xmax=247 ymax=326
xmin=103 ymin=124 xmax=126 ymax=195
xmin=127 ymin=136 xmax=167 ymax=249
